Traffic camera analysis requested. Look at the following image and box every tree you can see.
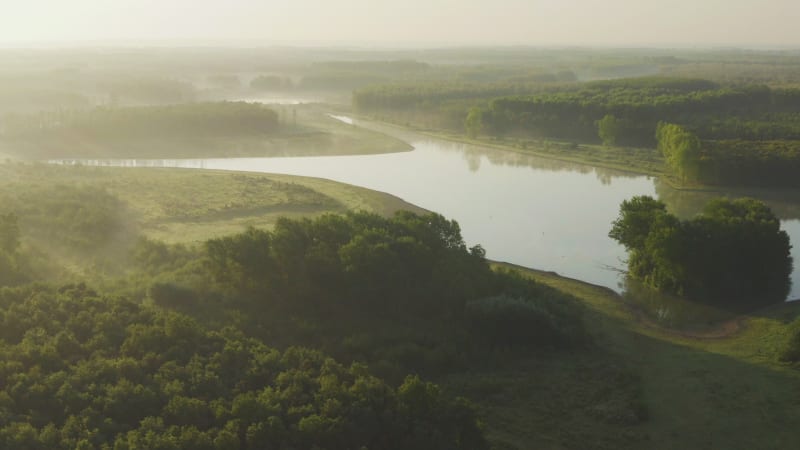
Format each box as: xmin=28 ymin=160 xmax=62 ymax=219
xmin=597 ymin=114 xmax=620 ymax=146
xmin=464 ymin=107 xmax=483 ymax=139
xmin=656 ymin=123 xmax=702 ymax=182
xmin=609 ymin=196 xmax=669 ymax=251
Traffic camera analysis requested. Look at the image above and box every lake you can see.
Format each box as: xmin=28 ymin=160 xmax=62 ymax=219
xmin=56 ymin=115 xmax=800 ymax=300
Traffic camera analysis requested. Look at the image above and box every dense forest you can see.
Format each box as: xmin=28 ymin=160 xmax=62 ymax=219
xmin=0 ymin=284 xmax=487 ymax=450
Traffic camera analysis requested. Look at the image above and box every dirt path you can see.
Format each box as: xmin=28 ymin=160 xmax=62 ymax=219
xmin=626 ymin=304 xmax=746 ymax=340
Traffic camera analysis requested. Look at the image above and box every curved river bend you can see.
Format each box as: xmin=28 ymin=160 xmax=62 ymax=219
xmin=60 ymin=116 xmax=800 ymax=300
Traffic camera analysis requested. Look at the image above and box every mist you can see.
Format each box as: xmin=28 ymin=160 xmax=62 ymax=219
xmin=2 ymin=0 xmax=799 ymax=47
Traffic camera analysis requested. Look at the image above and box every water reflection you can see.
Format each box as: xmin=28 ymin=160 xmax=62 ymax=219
xmin=410 ymin=136 xmax=644 ymax=185
xmin=655 ymin=178 xmax=800 ymax=221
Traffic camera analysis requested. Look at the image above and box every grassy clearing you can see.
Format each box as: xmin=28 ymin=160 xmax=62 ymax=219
xmin=485 ymin=262 xmax=800 ymax=450
xmin=0 ymin=162 xmax=426 ymax=283
xmin=0 ymin=162 xmax=425 ymax=244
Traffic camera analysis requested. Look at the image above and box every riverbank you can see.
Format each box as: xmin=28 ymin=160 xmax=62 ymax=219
xmin=340 ymin=107 xmax=666 ymax=177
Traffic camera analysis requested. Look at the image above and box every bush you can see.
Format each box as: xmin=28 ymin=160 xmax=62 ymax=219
xmin=465 ymin=294 xmax=583 ymax=350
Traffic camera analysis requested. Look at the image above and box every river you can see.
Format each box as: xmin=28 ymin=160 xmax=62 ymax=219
xmin=56 ymin=115 xmax=800 ymax=300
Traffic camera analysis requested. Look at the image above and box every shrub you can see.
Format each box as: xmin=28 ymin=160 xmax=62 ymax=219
xmin=465 ymin=294 xmax=582 ymax=350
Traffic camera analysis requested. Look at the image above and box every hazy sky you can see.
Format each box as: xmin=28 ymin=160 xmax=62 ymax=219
xmin=1 ymin=0 xmax=798 ymax=47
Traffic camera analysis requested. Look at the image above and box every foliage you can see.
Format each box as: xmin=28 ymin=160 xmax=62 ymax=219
xmin=205 ymin=211 xmax=494 ymax=316
xmin=656 ymin=123 xmax=701 ymax=181
xmin=4 ymin=184 xmax=127 ymax=252
xmin=465 ymin=292 xmax=584 ymax=350
xmin=3 ymin=102 xmax=279 ymax=141
xmin=696 ymin=139 xmax=800 ymax=187
xmin=465 ymin=107 xmax=483 ymax=138
xmin=610 ymin=196 xmax=793 ymax=308
xmin=0 ymin=284 xmax=488 ymax=450
xmin=597 ymin=114 xmax=620 ymax=147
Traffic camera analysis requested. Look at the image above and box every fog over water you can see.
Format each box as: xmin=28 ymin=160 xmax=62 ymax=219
xmin=2 ymin=0 xmax=799 ymax=47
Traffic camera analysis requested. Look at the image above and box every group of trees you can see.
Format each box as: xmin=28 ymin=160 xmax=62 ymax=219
xmin=476 ymin=80 xmax=800 ymax=146
xmin=693 ymin=139 xmax=800 ymax=187
xmin=200 ymin=212 xmax=585 ymax=351
xmin=0 ymin=184 xmax=127 ymax=257
xmin=2 ymin=102 xmax=280 ymax=141
xmin=655 ymin=123 xmax=701 ymax=182
xmin=353 ymin=81 xmax=551 ymax=130
xmin=610 ymin=196 xmax=793 ymax=308
xmin=0 ymin=284 xmax=488 ymax=449
xmin=0 ymin=102 xmax=286 ymax=159
xmin=655 ymin=123 xmax=800 ymax=186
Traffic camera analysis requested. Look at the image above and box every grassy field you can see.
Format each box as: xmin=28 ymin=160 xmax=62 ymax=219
xmin=0 ymin=104 xmax=412 ymax=160
xmin=481 ymin=262 xmax=800 ymax=450
xmin=0 ymin=162 xmax=425 ymax=243
xmin=0 ymin=162 xmax=426 ymax=283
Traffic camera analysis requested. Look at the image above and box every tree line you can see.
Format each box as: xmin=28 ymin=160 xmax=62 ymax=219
xmin=1 ymin=102 xmax=280 ymax=141
xmin=656 ymin=123 xmax=800 ymax=186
